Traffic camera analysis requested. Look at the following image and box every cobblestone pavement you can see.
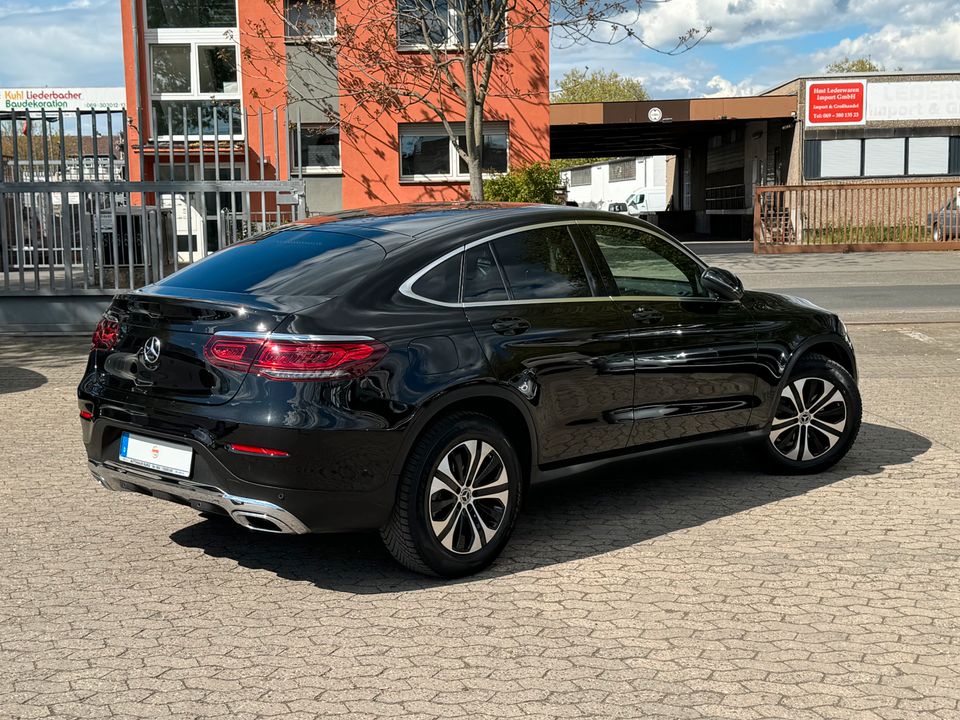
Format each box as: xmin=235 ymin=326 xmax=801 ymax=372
xmin=2 ymin=325 xmax=959 ymax=720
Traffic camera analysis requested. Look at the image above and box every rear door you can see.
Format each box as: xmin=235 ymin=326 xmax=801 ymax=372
xmin=578 ymin=221 xmax=761 ymax=446
xmin=462 ymin=223 xmax=635 ymax=465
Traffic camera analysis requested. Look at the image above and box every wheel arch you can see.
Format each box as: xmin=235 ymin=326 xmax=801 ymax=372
xmin=389 ymin=383 xmax=539 ymax=490
xmin=762 ymin=333 xmax=857 ymax=429
xmin=797 ymin=337 xmax=857 ymax=380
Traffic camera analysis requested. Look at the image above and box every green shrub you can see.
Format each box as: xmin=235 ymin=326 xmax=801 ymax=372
xmin=483 ymin=163 xmax=562 ymax=204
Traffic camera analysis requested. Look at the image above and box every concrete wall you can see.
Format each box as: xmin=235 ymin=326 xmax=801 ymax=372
xmin=0 ymin=296 xmax=110 ymax=334
xmin=287 ymin=47 xmax=344 ymax=214
xmin=304 ymin=175 xmax=343 ymax=214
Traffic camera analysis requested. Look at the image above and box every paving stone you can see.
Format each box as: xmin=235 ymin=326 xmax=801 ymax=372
xmin=1 ymin=326 xmax=959 ymax=718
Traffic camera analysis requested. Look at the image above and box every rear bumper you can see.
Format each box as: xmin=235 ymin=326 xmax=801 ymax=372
xmin=89 ymin=460 xmax=310 ymax=534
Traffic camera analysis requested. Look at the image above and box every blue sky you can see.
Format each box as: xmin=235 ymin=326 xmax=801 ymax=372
xmin=2 ymin=1 xmax=959 ymax=98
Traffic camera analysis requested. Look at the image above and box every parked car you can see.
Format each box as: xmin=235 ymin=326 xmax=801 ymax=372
xmin=928 ymin=196 xmax=959 ymax=241
xmin=606 ymin=202 xmax=629 ymax=214
xmin=79 ymin=203 xmax=861 ymax=577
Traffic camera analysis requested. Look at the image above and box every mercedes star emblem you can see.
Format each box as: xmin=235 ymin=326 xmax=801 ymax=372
xmin=142 ymin=336 xmax=162 ymax=366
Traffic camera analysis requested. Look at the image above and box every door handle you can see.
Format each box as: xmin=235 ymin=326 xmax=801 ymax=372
xmin=631 ymin=307 xmax=664 ymax=325
xmin=491 ymin=317 xmax=530 ymax=335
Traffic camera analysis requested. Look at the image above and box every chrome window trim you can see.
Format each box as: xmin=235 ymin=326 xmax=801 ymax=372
xmin=213 ymin=331 xmax=375 ymax=342
xmin=398 ymin=219 xmax=715 ymax=309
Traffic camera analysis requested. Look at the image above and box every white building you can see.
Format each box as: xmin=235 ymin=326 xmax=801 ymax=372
xmin=560 ymin=156 xmax=671 ymax=215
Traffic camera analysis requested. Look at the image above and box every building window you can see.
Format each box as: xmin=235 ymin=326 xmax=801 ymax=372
xmin=457 ymin=133 xmax=508 ymax=174
xmin=820 ymin=139 xmax=862 ymax=178
xmin=145 ymin=0 xmax=237 ymax=29
xmin=151 ymin=45 xmax=192 ymax=94
xmin=197 ymin=46 xmax=239 ymax=93
xmin=608 ymin=159 xmax=636 ymax=182
xmin=285 ymin=0 xmax=335 ymax=39
xmin=291 ymin=124 xmax=340 ymax=172
xmin=399 ymin=122 xmax=508 ymax=180
xmin=863 ymin=138 xmax=905 ymax=177
xmin=152 ymin=100 xmax=243 ymax=138
xmin=568 ymin=167 xmax=591 ymax=187
xmin=807 ymin=135 xmax=959 ymax=179
xmin=149 ymin=41 xmax=241 ymax=138
xmin=909 ymin=137 xmax=949 ymax=175
xmin=397 ymin=0 xmax=506 ymax=49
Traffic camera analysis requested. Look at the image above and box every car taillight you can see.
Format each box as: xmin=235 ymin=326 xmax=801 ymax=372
xmin=203 ymin=337 xmax=264 ymax=371
xmin=203 ymin=336 xmax=387 ymax=381
xmin=91 ymin=316 xmax=120 ymax=350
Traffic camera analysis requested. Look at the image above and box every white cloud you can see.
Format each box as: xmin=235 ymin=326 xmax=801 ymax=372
xmin=630 ymin=0 xmax=960 ymax=52
xmin=552 ymin=0 xmax=960 ymax=103
xmin=0 ymin=1 xmax=122 ymax=87
xmin=811 ymin=20 xmax=960 ymax=72
xmin=702 ymin=75 xmax=763 ymax=97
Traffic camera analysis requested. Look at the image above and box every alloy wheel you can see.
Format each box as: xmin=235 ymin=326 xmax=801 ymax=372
xmin=427 ymin=440 xmax=510 ymax=555
xmin=770 ymin=377 xmax=848 ymax=462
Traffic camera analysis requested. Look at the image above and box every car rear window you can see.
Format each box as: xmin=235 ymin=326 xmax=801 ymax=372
xmin=153 ymin=228 xmax=386 ymax=296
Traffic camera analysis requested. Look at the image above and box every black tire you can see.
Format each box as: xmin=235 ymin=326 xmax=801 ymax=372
xmin=763 ymin=353 xmax=862 ymax=475
xmin=380 ymin=412 xmax=523 ymax=577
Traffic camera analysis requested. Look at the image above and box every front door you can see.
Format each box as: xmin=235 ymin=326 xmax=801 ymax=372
xmin=578 ymin=221 xmax=761 ymax=447
xmin=462 ymin=223 xmax=635 ymax=465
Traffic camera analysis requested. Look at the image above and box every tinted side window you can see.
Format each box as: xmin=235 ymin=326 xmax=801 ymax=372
xmin=584 ymin=224 xmax=704 ymax=298
xmin=492 ymin=226 xmax=591 ymax=300
xmin=462 ymin=244 xmax=508 ymax=303
xmin=411 ymin=253 xmax=461 ymax=304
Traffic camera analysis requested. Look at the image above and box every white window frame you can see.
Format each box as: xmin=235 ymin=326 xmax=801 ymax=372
xmin=283 ymin=0 xmax=337 ymax=43
xmin=396 ymin=1 xmax=508 ymax=52
xmin=908 ymin=136 xmax=950 ymax=176
xmin=398 ymin=122 xmax=508 ymax=183
xmin=291 ymin=123 xmax=342 ymax=174
xmin=148 ymin=41 xmax=243 ymax=140
xmin=143 ymin=0 xmax=242 ymax=140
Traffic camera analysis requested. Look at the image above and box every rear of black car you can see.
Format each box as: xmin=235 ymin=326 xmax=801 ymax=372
xmin=78 ymin=225 xmax=408 ymax=534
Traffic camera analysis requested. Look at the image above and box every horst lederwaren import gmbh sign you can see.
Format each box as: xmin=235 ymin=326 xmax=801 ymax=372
xmin=806 ymin=81 xmax=867 ymax=126
xmin=807 ymin=79 xmax=960 ymax=126
xmin=1 ymin=87 xmax=126 ymax=113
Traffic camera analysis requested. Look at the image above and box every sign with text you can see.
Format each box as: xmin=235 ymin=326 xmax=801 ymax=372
xmin=1 ymin=87 xmax=125 ymax=114
xmin=866 ymin=81 xmax=960 ymax=121
xmin=806 ymin=80 xmax=867 ymax=126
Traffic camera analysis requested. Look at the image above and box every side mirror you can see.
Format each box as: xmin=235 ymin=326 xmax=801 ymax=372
xmin=701 ymin=266 xmax=744 ymax=301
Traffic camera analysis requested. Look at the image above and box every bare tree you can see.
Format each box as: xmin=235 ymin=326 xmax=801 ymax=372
xmin=244 ymin=0 xmax=705 ymax=200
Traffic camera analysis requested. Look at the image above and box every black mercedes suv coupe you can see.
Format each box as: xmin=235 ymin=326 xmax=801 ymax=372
xmin=79 ymin=203 xmax=861 ymax=577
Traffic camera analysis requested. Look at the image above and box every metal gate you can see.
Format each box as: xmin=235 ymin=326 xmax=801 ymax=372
xmin=0 ymin=107 xmax=307 ymax=295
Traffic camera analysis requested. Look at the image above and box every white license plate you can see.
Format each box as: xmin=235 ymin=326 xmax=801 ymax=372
xmin=119 ymin=432 xmax=193 ymax=478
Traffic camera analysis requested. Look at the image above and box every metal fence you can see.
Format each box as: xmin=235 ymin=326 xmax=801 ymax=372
xmin=755 ymin=181 xmax=960 ymax=251
xmin=0 ymin=107 xmax=307 ymax=294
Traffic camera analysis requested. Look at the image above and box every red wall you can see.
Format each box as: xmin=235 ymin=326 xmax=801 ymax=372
xmin=336 ymin=0 xmax=551 ymax=209
xmin=237 ymin=0 xmax=289 ymax=182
